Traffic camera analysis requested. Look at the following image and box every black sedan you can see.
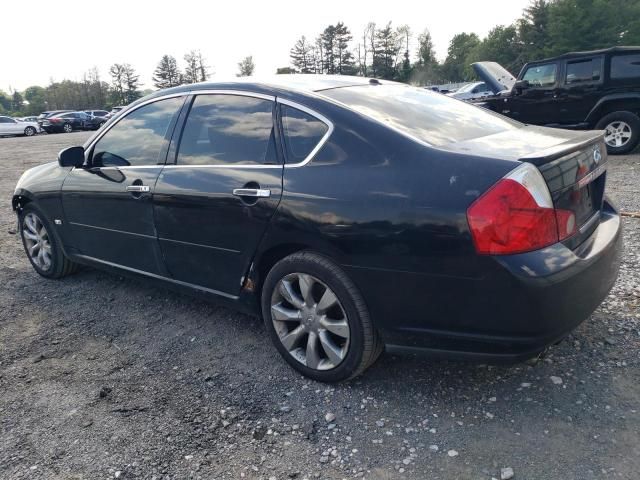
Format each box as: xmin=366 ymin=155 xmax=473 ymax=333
xmin=40 ymin=111 xmax=90 ymax=133
xmin=12 ymin=76 xmax=622 ymax=382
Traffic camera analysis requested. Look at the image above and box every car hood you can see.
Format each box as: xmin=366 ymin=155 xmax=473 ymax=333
xmin=439 ymin=124 xmax=603 ymax=164
xmin=471 ymin=62 xmax=516 ymax=94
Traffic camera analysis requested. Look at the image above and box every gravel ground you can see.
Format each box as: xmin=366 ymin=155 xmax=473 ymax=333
xmin=0 ymin=132 xmax=638 ymax=480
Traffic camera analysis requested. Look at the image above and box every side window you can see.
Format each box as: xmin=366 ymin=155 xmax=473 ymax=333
xmin=0 ymin=117 xmax=13 ymax=123
xmin=611 ymin=54 xmax=640 ymax=79
xmin=92 ymin=96 xmax=183 ymax=168
xmin=177 ymin=94 xmax=277 ymax=166
xmin=565 ymin=58 xmax=601 ymax=84
xmin=522 ymin=63 xmax=557 ymax=87
xmin=280 ymin=105 xmax=329 ymax=164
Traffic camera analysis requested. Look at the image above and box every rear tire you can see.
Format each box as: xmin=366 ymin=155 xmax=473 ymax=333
xmin=63 ymin=123 xmax=73 ymax=133
xmin=19 ymin=204 xmax=78 ymax=279
xmin=261 ymin=251 xmax=382 ymax=382
xmin=596 ymin=111 xmax=640 ymax=155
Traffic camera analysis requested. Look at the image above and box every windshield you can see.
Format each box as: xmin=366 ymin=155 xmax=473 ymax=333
xmin=322 ymin=84 xmax=520 ymax=147
xmin=456 ymin=83 xmax=477 ymax=93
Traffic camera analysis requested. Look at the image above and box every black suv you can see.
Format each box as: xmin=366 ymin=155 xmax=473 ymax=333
xmin=473 ymin=46 xmax=640 ymax=154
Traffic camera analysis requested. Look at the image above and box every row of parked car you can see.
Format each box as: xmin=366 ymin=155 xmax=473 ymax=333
xmin=0 ymin=106 xmax=124 ymax=137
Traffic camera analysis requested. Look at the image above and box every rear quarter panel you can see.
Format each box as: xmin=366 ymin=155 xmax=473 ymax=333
xmin=258 ymin=97 xmax=520 ymax=334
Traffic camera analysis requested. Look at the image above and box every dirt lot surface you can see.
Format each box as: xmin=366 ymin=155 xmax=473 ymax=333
xmin=0 ymin=132 xmax=639 ymax=480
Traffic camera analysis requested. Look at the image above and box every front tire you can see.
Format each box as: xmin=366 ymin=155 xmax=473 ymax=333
xmin=596 ymin=111 xmax=640 ymax=155
xmin=19 ymin=205 xmax=77 ymax=279
xmin=261 ymin=251 xmax=383 ymax=382
xmin=24 ymin=126 xmax=36 ymax=137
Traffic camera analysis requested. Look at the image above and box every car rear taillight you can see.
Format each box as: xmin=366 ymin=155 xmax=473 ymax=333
xmin=467 ymin=163 xmax=576 ymax=255
xmin=49 ymin=118 xmax=61 ymax=123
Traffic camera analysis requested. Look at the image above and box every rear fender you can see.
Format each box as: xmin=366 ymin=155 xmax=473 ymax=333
xmin=585 ymin=93 xmax=640 ymax=125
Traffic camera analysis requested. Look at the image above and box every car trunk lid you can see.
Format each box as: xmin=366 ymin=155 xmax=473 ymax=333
xmin=444 ymin=126 xmax=608 ymax=249
xmin=471 ymin=62 xmax=517 ymax=94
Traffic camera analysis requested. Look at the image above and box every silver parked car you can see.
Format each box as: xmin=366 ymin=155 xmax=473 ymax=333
xmin=0 ymin=116 xmax=39 ymax=137
xmin=447 ymin=81 xmax=493 ymax=100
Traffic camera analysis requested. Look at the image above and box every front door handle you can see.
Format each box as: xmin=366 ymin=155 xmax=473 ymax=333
xmin=126 ymin=185 xmax=150 ymax=193
xmin=232 ymin=188 xmax=271 ymax=198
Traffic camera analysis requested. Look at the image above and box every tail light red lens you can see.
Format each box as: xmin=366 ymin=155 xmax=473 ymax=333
xmin=467 ymin=163 xmax=574 ymax=255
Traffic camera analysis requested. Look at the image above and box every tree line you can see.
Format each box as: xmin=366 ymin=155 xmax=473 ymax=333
xmin=2 ymin=0 xmax=639 ymax=117
xmin=286 ymin=0 xmax=640 ymax=84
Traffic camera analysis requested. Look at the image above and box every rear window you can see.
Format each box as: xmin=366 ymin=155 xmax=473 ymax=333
xmin=611 ymin=54 xmax=640 ymax=79
xmin=566 ymin=58 xmax=602 ymax=84
xmin=322 ymin=84 xmax=519 ymax=147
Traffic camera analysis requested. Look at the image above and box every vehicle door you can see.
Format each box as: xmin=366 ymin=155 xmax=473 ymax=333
xmin=152 ymin=92 xmax=283 ymax=297
xmin=61 ymin=94 xmax=186 ymax=274
xmin=554 ymin=56 xmax=604 ymax=125
xmin=0 ymin=116 xmax=16 ymax=134
xmin=505 ymin=62 xmax=560 ymax=125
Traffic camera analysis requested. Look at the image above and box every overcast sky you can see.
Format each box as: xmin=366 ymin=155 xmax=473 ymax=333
xmin=2 ymin=0 xmax=531 ymax=92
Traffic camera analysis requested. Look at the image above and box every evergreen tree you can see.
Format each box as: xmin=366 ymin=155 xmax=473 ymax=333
xmin=518 ymin=0 xmax=550 ymax=63
xmin=334 ymin=22 xmax=355 ymax=74
xmin=290 ymin=36 xmax=315 ymax=73
xmin=372 ymin=23 xmax=401 ymax=80
xmin=109 ymin=63 xmax=127 ymax=105
xmin=237 ymin=56 xmax=255 ymax=77
xmin=153 ymin=55 xmax=182 ymax=89
xmin=122 ymin=64 xmax=141 ymax=103
xmin=321 ymin=25 xmax=337 ymax=74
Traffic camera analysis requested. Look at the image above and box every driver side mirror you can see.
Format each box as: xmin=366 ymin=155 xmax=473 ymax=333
xmin=514 ymin=80 xmax=530 ymax=94
xmin=58 ymin=146 xmax=85 ymax=168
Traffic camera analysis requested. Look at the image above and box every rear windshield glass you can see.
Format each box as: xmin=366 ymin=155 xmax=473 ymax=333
xmin=322 ymin=85 xmax=519 ymax=146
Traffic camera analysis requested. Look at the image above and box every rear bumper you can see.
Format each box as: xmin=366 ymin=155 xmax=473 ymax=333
xmin=351 ymin=200 xmax=622 ymax=362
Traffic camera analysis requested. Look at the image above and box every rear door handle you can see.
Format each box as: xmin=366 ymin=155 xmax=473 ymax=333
xmin=126 ymin=185 xmax=150 ymax=193
xmin=232 ymin=188 xmax=271 ymax=198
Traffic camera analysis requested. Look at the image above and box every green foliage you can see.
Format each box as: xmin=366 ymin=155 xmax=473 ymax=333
xmin=319 ymin=23 xmax=356 ymax=74
xmin=441 ymin=33 xmax=481 ymax=82
xmin=372 ymin=22 xmax=401 ymax=80
xmin=110 ymin=63 xmax=141 ymax=106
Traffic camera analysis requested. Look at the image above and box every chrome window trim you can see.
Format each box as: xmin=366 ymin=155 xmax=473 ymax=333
xmin=277 ymin=98 xmax=334 ymax=168
xmin=83 ymin=90 xmax=333 ymax=171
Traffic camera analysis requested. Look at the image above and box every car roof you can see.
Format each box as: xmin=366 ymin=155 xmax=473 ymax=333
xmin=527 ymin=46 xmax=640 ymax=65
xmin=150 ymin=75 xmax=394 ymax=98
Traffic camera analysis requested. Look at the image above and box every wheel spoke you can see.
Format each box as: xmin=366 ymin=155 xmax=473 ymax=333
xmin=25 ymin=215 xmax=38 ymax=235
xmin=278 ymin=279 xmax=304 ymax=309
xmin=320 ymin=317 xmax=350 ymax=338
xmin=298 ymin=274 xmax=314 ymax=305
xmin=305 ymin=331 xmax=321 ymax=369
xmin=29 ymin=243 xmax=40 ymax=256
xmin=271 ymin=303 xmax=301 ymax=322
xmin=280 ymin=325 xmax=306 ymax=350
xmin=316 ymin=287 xmax=338 ymax=314
xmin=23 ymin=230 xmax=38 ymax=241
xmin=319 ymin=331 xmax=344 ymax=366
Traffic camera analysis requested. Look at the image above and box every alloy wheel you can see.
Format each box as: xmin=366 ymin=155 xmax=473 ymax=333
xmin=270 ymin=273 xmax=350 ymax=370
xmin=63 ymin=124 xmax=73 ymax=133
xmin=25 ymin=127 xmax=35 ymax=136
xmin=604 ymin=121 xmax=632 ymax=148
xmin=22 ymin=213 xmax=52 ymax=271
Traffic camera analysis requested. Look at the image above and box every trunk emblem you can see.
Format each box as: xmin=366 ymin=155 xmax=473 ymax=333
xmin=593 ymin=147 xmax=602 ymax=164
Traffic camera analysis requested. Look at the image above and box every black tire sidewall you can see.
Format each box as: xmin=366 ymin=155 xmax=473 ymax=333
xmin=261 ymin=252 xmax=368 ymax=382
xmin=19 ymin=204 xmax=64 ymax=278
xmin=24 ymin=127 xmax=35 ymax=136
xmin=596 ymin=111 xmax=640 ymax=155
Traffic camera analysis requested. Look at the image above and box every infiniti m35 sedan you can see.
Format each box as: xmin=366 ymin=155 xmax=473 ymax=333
xmin=13 ymin=75 xmax=622 ymax=382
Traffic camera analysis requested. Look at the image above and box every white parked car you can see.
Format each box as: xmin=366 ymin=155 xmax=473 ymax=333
xmin=447 ymin=81 xmax=493 ymax=100
xmin=0 ymin=116 xmax=39 ymax=137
